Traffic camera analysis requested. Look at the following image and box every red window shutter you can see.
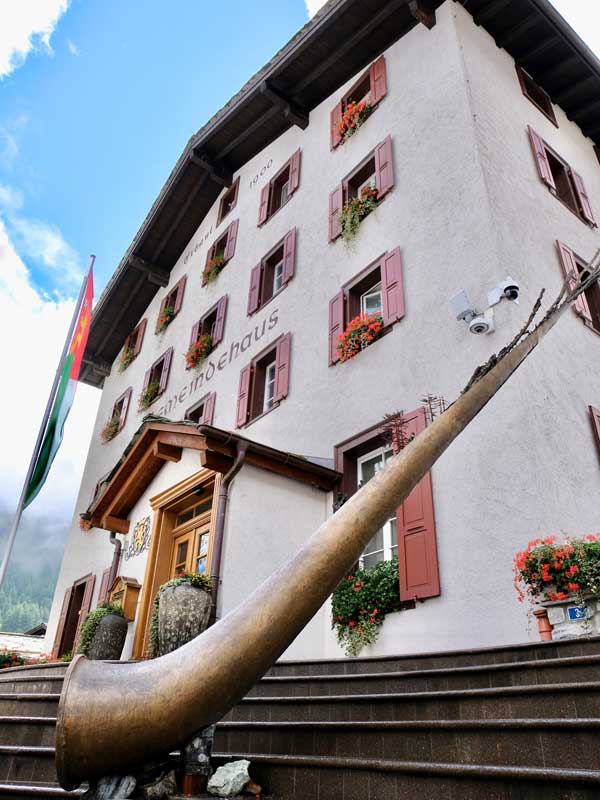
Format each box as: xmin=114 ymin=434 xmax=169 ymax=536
xmin=330 ymin=101 xmax=343 ymax=149
xmin=155 ymin=296 xmax=167 ymax=333
xmin=274 ymin=333 xmax=292 ymax=402
xmin=224 ymin=219 xmax=239 ymax=261
xmin=590 ymin=406 xmax=600 ymax=456
xmin=203 ymin=392 xmax=216 ymax=425
xmin=381 ymin=247 xmax=405 ymax=326
xmin=159 ymin=347 xmax=173 ymax=394
xmin=189 ymin=321 xmax=200 ymax=347
xmin=96 ymin=568 xmax=111 ymax=608
xmin=247 ymin=263 xmax=263 ymax=315
xmin=570 ymin=169 xmax=596 ymax=225
xmin=328 ymin=184 xmax=343 ymax=242
xmin=282 ymin=227 xmax=297 ymax=283
xmin=134 ymin=319 xmax=146 ymax=356
xmin=74 ymin=574 xmax=96 ymax=649
xmin=527 ymin=126 xmax=555 ymax=189
xmin=119 ymin=388 xmax=132 ymax=430
xmin=202 ymin=245 xmax=214 ymax=287
xmin=212 ymin=295 xmax=228 ymax=345
xmin=556 ymin=240 xmax=592 ymax=322
xmin=328 ymin=290 xmax=345 ymax=365
xmin=236 ymin=364 xmax=252 ymax=427
xmin=142 ymin=367 xmax=151 ymax=393
xmin=51 ymin=586 xmax=73 ymax=658
xmin=370 ymin=55 xmax=387 ymax=106
xmin=375 ymin=135 xmax=394 ymax=198
xmin=258 ymin=184 xmax=270 ymax=226
xmin=288 ymin=149 xmax=301 ymax=195
xmin=397 ymin=408 xmax=440 ymax=602
xmin=174 ymin=275 xmax=187 ymax=314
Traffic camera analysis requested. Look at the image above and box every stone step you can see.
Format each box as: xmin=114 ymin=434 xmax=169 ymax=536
xmin=0 ymin=697 xmax=60 ymax=719
xmin=215 ymin=718 xmax=600 ymax=771
xmin=0 ymin=679 xmax=65 ymax=697
xmin=268 ymin=636 xmax=600 ymax=677
xmin=0 ymin=782 xmax=83 ymax=798
xmin=0 ymin=665 xmax=68 ymax=680
xmin=0 ymin=746 xmax=57 ymax=787
xmin=224 ymin=681 xmax=600 ymax=722
xmin=0 ymin=720 xmax=56 ymax=748
xmin=213 ymin=752 xmax=600 ymax=800
xmin=252 ymin=653 xmax=600 ymax=696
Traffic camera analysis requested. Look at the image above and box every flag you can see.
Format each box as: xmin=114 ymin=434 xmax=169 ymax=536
xmin=23 ymin=269 xmax=94 ymax=508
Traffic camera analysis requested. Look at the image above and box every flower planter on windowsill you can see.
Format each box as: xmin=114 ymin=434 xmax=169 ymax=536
xmin=100 ymin=415 xmax=121 ymax=444
xmin=340 ymin=186 xmax=379 ymax=245
xmin=138 ymin=381 xmax=161 ymax=411
xmin=185 ymin=334 xmax=213 ymax=371
xmin=205 ymin=255 xmax=226 ymax=284
xmin=337 ymin=100 xmax=373 ymax=144
xmin=336 ymin=313 xmax=384 ymax=363
xmin=118 ymin=346 xmax=135 ymax=373
xmin=156 ymin=305 xmax=175 ymax=334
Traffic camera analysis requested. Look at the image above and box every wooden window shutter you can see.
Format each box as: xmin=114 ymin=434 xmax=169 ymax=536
xmin=247 ymin=263 xmax=263 ymax=315
xmin=142 ymin=367 xmax=152 ymax=392
xmin=556 ymin=240 xmax=592 ymax=322
xmin=203 ymin=392 xmax=216 ymax=425
xmin=330 ymin=101 xmax=343 ymax=149
xmin=74 ymin=574 xmax=96 ymax=649
xmin=236 ymin=364 xmax=252 ymax=427
xmin=527 ymin=126 xmax=555 ymax=189
xmin=274 ymin=333 xmax=292 ymax=402
xmin=159 ymin=348 xmax=173 ymax=394
xmin=590 ymin=406 xmax=600 ymax=456
xmin=370 ymin=55 xmax=387 ymax=106
xmin=328 ymin=184 xmax=343 ymax=242
xmin=189 ymin=321 xmax=200 ymax=347
xmin=282 ymin=227 xmax=297 ymax=283
xmin=97 ymin=568 xmax=111 ymax=608
xmin=155 ymin=296 xmax=167 ymax=333
xmin=328 ymin=290 xmax=345 ymax=365
xmin=51 ymin=586 xmax=73 ymax=658
xmin=134 ymin=319 xmax=146 ymax=356
xmin=397 ymin=408 xmax=440 ymax=602
xmin=119 ymin=388 xmax=132 ymax=430
xmin=381 ymin=247 xmax=405 ymax=326
xmin=212 ymin=295 xmax=228 ymax=345
xmin=288 ymin=149 xmax=301 ymax=195
xmin=258 ymin=184 xmax=270 ymax=226
xmin=224 ymin=219 xmax=239 ymax=261
xmin=173 ymin=276 xmax=186 ymax=314
xmin=570 ymin=169 xmax=596 ymax=225
xmin=375 ymin=135 xmax=394 ymax=198
xmin=202 ymin=244 xmax=215 ymax=287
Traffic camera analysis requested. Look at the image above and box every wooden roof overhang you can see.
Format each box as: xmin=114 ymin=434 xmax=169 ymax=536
xmin=87 ymin=421 xmax=341 ymax=531
xmin=81 ymin=0 xmax=600 ymax=387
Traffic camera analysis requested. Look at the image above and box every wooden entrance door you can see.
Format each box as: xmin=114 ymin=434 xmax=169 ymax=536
xmin=170 ymin=521 xmax=211 ymax=579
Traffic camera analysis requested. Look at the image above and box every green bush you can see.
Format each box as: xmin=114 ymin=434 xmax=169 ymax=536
xmin=76 ymin=604 xmax=125 ymax=657
xmin=0 ymin=649 xmax=25 ymax=669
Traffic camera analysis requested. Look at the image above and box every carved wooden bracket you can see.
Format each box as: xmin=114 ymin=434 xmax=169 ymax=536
xmin=189 ymin=153 xmax=232 ymax=187
xmin=259 ymin=80 xmax=309 ymax=130
xmin=130 ymin=255 xmax=170 ymax=288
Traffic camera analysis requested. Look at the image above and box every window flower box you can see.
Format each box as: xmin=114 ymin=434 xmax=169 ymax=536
xmin=336 ymin=312 xmax=383 ymax=363
xmin=138 ymin=381 xmax=160 ymax=411
xmin=340 ymin=185 xmax=378 ymax=244
xmin=156 ymin=305 xmax=175 ymax=334
xmin=118 ymin=345 xmax=135 ymax=373
xmin=185 ymin=334 xmax=213 ymax=370
xmin=337 ymin=99 xmax=373 ymax=143
xmin=205 ymin=255 xmax=226 ymax=284
xmin=100 ymin=415 xmax=121 ymax=444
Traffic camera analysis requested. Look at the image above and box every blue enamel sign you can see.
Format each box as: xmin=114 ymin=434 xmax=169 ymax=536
xmin=568 ymin=606 xmax=587 ymax=621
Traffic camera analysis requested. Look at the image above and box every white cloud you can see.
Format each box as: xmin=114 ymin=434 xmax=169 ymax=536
xmin=0 ymin=0 xmax=70 ymax=78
xmin=305 ymin=0 xmax=327 ymax=18
xmin=0 ymin=183 xmax=23 ymax=211
xmin=8 ymin=215 xmax=82 ymax=289
xmin=67 ymin=38 xmax=79 ymax=56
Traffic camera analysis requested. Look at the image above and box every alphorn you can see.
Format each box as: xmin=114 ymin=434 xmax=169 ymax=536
xmin=56 ymin=253 xmax=600 ymax=789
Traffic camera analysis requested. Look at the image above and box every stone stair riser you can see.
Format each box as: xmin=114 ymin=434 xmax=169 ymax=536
xmin=0 ymin=699 xmax=59 ymax=718
xmin=0 ymin=754 xmax=57 ymax=787
xmin=0 ymin=723 xmax=56 ymax=748
xmin=0 ymin=680 xmax=65 ymax=697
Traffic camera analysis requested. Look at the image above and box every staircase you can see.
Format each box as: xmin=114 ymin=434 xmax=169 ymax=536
xmin=3 ymin=637 xmax=600 ymax=798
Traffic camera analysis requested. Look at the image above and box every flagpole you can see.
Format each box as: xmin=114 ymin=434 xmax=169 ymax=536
xmin=0 ymin=256 xmax=96 ymax=591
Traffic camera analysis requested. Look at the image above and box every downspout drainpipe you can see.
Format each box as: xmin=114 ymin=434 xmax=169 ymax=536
xmin=209 ymin=441 xmax=248 ymax=625
xmin=107 ymin=532 xmax=122 ymax=596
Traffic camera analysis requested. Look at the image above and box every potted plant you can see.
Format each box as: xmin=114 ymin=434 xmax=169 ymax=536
xmin=118 ymin=344 xmax=135 ymax=372
xmin=185 ymin=334 xmax=213 ymax=370
xmin=336 ymin=312 xmax=383 ymax=362
xmin=76 ymin=604 xmax=127 ymax=661
xmin=138 ymin=381 xmax=160 ymax=411
xmin=205 ymin=255 xmax=226 ymax=283
xmin=0 ymin=650 xmax=26 ymax=669
xmin=331 ymin=558 xmax=401 ymax=656
xmin=100 ymin=414 xmax=121 ymax=444
xmin=340 ymin=185 xmax=379 ymax=244
xmin=149 ymin=572 xmax=212 ymax=658
xmin=337 ymin=99 xmax=373 ymax=142
xmin=156 ymin=305 xmax=175 ymax=334
xmin=79 ymin=514 xmax=92 ymax=532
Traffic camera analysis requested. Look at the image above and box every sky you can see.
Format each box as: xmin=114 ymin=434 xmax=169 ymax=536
xmin=0 ymin=0 xmax=599 ymax=582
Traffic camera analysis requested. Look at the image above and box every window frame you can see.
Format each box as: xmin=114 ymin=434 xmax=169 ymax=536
xmin=247 ymin=228 xmax=297 ymax=315
xmin=236 ymin=332 xmax=292 ymax=428
xmin=184 ymin=392 xmax=216 ymax=425
xmin=140 ymin=347 xmax=173 ymax=410
xmin=257 ymin=150 xmax=301 ymax=226
xmin=330 ymin=55 xmax=387 ymax=150
xmin=356 ymin=445 xmax=397 ymax=568
xmin=110 ymin=386 xmax=132 ymax=436
xmin=155 ymin=277 xmax=186 ymax=334
xmin=217 ymin=177 xmax=240 ymax=226
xmin=203 ymin=220 xmax=239 ymax=286
xmin=516 ymin=65 xmax=558 ymax=127
xmin=121 ymin=319 xmax=147 ymax=369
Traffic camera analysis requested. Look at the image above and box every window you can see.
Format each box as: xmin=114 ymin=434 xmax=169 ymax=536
xmin=170 ymin=513 xmax=212 ymax=578
xmin=328 ymin=248 xmax=404 ymax=365
xmin=329 ymin=136 xmax=394 ymax=241
xmin=156 ymin=277 xmax=186 ymax=334
xmin=236 ymin=333 xmax=292 ymax=427
xmin=528 ymin=127 xmax=596 ymax=225
xmin=557 ymin=241 xmax=600 ymax=332
xmin=330 ymin=56 xmax=387 ymax=149
xmin=217 ymin=177 xmax=240 ymax=226
xmin=202 ymin=219 xmax=239 ymax=286
xmin=516 ymin=66 xmax=557 ymax=126
xmin=188 ymin=296 xmax=228 ymax=367
xmin=120 ymin=319 xmax=147 ymax=370
xmin=258 ymin=150 xmax=301 ymax=226
xmin=102 ymin=387 xmax=132 ymax=442
xmin=334 ymin=408 xmax=440 ymax=603
xmin=185 ymin=392 xmax=216 ymax=425
xmin=140 ymin=348 xmax=173 ymax=410
xmin=247 ymin=228 xmax=297 ymax=315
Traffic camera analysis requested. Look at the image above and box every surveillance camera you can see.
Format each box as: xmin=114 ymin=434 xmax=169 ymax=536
xmin=503 ymin=283 xmax=520 ymax=302
xmin=469 ymin=315 xmax=491 ymax=335
xmin=487 ymin=276 xmax=520 ymax=307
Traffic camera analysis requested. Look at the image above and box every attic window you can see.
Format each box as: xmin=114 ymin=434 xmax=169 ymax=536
xmin=516 ymin=66 xmax=557 ymax=126
xmin=217 ymin=177 xmax=240 ymax=226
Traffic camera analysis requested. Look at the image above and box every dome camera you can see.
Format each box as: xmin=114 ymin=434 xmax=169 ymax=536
xmin=468 ymin=315 xmax=491 ymax=335
xmin=503 ymin=283 xmax=520 ymax=301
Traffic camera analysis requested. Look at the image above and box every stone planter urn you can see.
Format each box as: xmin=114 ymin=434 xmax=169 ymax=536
xmin=541 ymin=595 xmax=600 ymax=640
xmin=87 ymin=612 xmax=128 ymax=660
xmin=157 ymin=583 xmax=211 ymax=656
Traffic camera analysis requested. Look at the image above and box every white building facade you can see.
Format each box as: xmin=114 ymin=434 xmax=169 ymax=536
xmin=45 ymin=0 xmax=600 ymax=662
